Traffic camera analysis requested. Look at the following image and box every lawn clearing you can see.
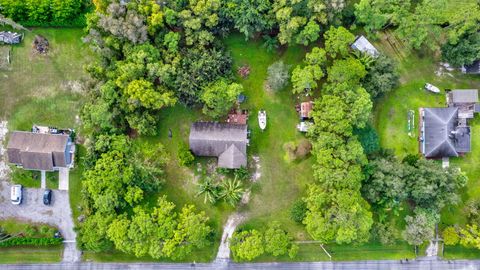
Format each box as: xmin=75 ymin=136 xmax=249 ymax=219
xmin=223 ymin=34 xmax=315 ymax=240
xmin=0 ymin=28 xmax=91 ymax=130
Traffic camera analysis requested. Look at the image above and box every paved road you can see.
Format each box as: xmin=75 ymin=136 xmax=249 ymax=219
xmin=2 ymin=259 xmax=480 ymax=270
xmin=0 ymin=180 xmax=81 ymax=262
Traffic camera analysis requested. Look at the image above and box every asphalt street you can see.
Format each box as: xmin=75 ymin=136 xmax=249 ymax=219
xmin=2 ymin=258 xmax=480 ymax=270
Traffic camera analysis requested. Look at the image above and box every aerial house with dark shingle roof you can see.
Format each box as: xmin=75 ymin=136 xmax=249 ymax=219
xmin=7 ymin=131 xmax=73 ymax=171
xmin=420 ymin=107 xmax=471 ymax=158
xmin=189 ymin=122 xmax=248 ymax=169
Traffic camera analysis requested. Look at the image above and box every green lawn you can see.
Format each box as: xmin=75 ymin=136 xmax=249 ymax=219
xmin=224 ymin=34 xmax=315 ymax=240
xmin=0 ymin=246 xmax=62 ymax=264
xmin=373 ymin=31 xmax=480 ymax=259
xmin=69 ymin=145 xmax=86 ymax=224
xmin=0 ymin=28 xmax=91 ymax=131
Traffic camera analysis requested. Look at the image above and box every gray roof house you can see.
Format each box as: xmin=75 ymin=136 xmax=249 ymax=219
xmin=0 ymin=31 xmax=22 ymax=44
xmin=351 ymin=35 xmax=379 ymax=57
xmin=189 ymin=122 xmax=248 ymax=169
xmin=7 ymin=132 xmax=73 ymax=171
xmin=420 ymin=107 xmax=471 ymax=158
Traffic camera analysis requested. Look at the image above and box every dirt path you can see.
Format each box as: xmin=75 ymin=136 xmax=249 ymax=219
xmin=215 ymin=213 xmax=246 ymax=262
xmin=215 ymin=156 xmax=261 ymax=261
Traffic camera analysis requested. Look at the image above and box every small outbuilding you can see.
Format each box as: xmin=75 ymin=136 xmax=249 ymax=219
xmin=351 ymin=35 xmax=379 ymax=57
xmin=300 ymin=101 xmax=313 ymax=119
xmin=189 ymin=122 xmax=248 ymax=169
xmin=0 ymin=31 xmax=22 ymax=44
xmin=446 ymin=89 xmax=479 ymax=119
xmin=462 ymin=60 xmax=480 ymax=75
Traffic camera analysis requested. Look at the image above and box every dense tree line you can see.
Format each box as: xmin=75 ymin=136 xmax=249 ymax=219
xmin=0 ymin=0 xmax=91 ymax=26
xmin=363 ymin=153 xmax=466 ymax=246
xmin=230 ymin=222 xmax=299 ymax=261
xmin=354 ymin=0 xmax=480 ymax=66
xmin=78 ymin=134 xmax=212 ymax=259
xmin=293 ymin=27 xmax=374 ymax=245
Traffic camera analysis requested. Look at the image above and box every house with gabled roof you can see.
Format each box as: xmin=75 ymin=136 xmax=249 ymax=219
xmin=189 ymin=122 xmax=248 ymax=169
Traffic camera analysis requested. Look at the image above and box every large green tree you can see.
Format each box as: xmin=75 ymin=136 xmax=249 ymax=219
xmin=201 ymin=79 xmax=243 ymax=119
xmin=324 ymin=26 xmax=355 ymax=58
xmin=230 ymin=230 xmax=265 ymax=261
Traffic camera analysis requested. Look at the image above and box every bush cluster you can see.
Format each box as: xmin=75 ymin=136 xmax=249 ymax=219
xmin=0 ymin=237 xmax=63 ymax=247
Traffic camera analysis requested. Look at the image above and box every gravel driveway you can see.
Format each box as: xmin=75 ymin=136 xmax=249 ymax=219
xmin=0 ymin=179 xmax=81 ymax=262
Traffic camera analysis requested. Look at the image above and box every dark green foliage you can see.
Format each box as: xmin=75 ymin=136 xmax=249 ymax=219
xmin=372 ymin=222 xmax=398 ymax=246
xmin=178 ymin=143 xmax=195 ymax=167
xmin=174 ymin=47 xmax=232 ymax=105
xmin=362 ymin=156 xmax=408 ymax=210
xmin=441 ymin=32 xmax=480 ymax=67
xmin=361 ymin=55 xmax=399 ymax=99
xmin=402 ymin=153 xmax=420 ymax=166
xmin=290 ymin=199 xmax=307 ymax=223
xmin=234 ymin=167 xmax=250 ymax=181
xmin=0 ymin=237 xmax=63 ymax=247
xmin=223 ymin=0 xmax=273 ymax=39
xmin=354 ymin=124 xmax=380 ymax=155
xmin=407 ymin=159 xmax=467 ymax=211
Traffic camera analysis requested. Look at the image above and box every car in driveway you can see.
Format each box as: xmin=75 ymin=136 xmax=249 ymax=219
xmin=11 ymin=184 xmax=23 ymax=205
xmin=43 ymin=189 xmax=52 ymax=205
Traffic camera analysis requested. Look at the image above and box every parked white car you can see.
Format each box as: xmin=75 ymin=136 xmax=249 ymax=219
xmin=11 ymin=184 xmax=23 ymax=205
xmin=424 ymin=83 xmax=441 ymax=93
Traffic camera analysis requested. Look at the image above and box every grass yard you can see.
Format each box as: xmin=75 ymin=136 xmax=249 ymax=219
xmin=224 ymin=34 xmax=315 ymax=239
xmin=0 ymin=246 xmax=62 ymax=264
xmin=373 ymin=31 xmax=480 ymax=258
xmin=0 ymin=28 xmax=91 ymax=131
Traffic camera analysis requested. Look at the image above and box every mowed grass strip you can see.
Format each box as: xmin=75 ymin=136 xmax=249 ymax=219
xmin=0 ymin=246 xmax=62 ymax=264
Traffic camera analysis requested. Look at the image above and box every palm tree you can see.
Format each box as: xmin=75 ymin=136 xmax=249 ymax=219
xmin=196 ymin=177 xmax=220 ymax=204
xmin=220 ymin=177 xmax=244 ymax=207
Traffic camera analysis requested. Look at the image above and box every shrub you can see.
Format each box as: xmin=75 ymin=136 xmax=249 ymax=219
xmin=290 ymin=200 xmax=307 ymax=223
xmin=24 ymin=225 xmax=37 ymax=237
xmin=443 ymin=226 xmax=460 ymax=246
xmin=284 ymin=140 xmax=312 ymax=162
xmin=372 ymin=222 xmax=397 ymax=246
xmin=294 ymin=139 xmax=312 ymax=159
xmin=354 ymin=124 xmax=380 ymax=155
xmin=39 ymin=225 xmax=54 ymax=237
xmin=234 ymin=167 xmax=250 ymax=181
xmin=178 ymin=143 xmax=194 ymax=167
xmin=266 ymin=61 xmax=289 ymax=91
xmin=0 ymin=237 xmax=63 ymax=247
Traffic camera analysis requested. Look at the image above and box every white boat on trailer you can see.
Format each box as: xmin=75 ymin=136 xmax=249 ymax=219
xmin=424 ymin=83 xmax=440 ymax=93
xmin=258 ymin=110 xmax=267 ymax=131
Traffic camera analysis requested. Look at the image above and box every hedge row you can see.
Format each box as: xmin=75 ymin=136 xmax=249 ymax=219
xmin=0 ymin=237 xmax=63 ymax=247
xmin=0 ymin=0 xmax=91 ymax=27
